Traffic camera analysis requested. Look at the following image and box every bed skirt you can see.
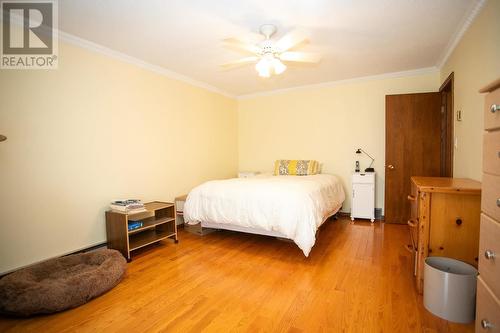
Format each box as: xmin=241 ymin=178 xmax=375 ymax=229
xmin=201 ymin=202 xmax=343 ymax=240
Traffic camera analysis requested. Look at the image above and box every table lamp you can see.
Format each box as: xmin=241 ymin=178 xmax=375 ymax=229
xmin=355 ymin=148 xmax=375 ymax=172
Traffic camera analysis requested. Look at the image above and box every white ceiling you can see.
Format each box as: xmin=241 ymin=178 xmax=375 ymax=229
xmin=59 ymin=0 xmax=481 ymax=96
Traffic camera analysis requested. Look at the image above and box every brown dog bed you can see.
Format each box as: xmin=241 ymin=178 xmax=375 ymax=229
xmin=0 ymin=249 xmax=126 ymax=317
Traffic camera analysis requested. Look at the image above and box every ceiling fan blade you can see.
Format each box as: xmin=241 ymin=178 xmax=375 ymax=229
xmin=220 ymin=56 xmax=260 ymax=69
xmin=223 ymin=38 xmax=262 ymax=54
xmin=275 ymin=30 xmax=308 ymax=52
xmin=279 ymin=51 xmax=321 ymax=63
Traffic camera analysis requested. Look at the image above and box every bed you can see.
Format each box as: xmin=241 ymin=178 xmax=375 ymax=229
xmin=184 ymin=173 xmax=345 ymax=256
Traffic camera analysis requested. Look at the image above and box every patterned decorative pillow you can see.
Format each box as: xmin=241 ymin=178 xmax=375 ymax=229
xmin=273 ymin=160 xmax=320 ymax=176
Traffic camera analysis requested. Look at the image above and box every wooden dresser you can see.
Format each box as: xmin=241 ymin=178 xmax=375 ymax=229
xmin=408 ymin=177 xmax=481 ymax=294
xmin=477 ymin=79 xmax=500 ymax=332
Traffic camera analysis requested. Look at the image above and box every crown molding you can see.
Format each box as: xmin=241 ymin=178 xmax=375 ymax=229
xmin=436 ymin=0 xmax=487 ymax=69
xmin=5 ymin=3 xmax=481 ymax=99
xmin=3 ymin=13 xmax=236 ymax=97
xmin=237 ymin=66 xmax=439 ymax=99
xmin=58 ymin=31 xmax=236 ymax=98
xmin=56 ymin=32 xmax=440 ymax=100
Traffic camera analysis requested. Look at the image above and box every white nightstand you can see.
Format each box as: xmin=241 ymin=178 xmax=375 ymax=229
xmin=351 ymin=172 xmax=376 ymax=223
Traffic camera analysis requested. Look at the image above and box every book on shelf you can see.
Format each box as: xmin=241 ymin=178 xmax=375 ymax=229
xmin=126 ymin=208 xmax=148 ymax=214
xmin=110 ymin=199 xmax=146 ymax=214
xmin=128 ymin=221 xmax=143 ymax=231
xmin=111 ymin=199 xmax=141 ymax=206
xmin=110 ymin=207 xmax=147 ymax=214
xmin=109 ymin=204 xmax=144 ymax=212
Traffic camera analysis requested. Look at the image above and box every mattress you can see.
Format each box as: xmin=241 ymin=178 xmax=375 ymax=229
xmin=184 ymin=174 xmax=345 ymax=256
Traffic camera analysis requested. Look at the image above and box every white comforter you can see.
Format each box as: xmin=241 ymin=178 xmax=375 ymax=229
xmin=184 ymin=174 xmax=345 ymax=256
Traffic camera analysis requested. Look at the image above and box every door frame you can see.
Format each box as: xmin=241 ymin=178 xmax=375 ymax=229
xmin=439 ymin=72 xmax=454 ymax=177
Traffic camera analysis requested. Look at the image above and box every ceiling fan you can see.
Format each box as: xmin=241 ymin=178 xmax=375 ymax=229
xmin=221 ymin=24 xmax=321 ymax=78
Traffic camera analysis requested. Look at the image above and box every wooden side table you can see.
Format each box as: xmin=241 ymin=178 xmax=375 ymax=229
xmin=105 ymin=201 xmax=177 ymax=261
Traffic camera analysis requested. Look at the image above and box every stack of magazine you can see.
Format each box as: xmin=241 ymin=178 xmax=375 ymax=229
xmin=110 ymin=199 xmax=147 ymax=214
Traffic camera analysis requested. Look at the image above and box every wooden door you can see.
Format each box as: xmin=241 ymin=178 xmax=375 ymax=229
xmin=385 ymin=93 xmax=441 ymax=224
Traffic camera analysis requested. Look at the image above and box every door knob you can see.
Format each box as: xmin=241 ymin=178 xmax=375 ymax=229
xmin=387 ymin=165 xmax=395 ymax=170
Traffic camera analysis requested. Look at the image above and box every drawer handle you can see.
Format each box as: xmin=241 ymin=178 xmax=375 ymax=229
xmin=497 ymin=198 xmax=500 ymax=207
xmin=456 ymin=218 xmax=462 ymax=226
xmin=407 ymin=195 xmax=416 ymax=201
xmin=481 ymin=319 xmax=493 ymax=329
xmin=407 ymin=219 xmax=417 ymax=228
xmin=491 ymin=104 xmax=499 ymax=114
xmin=485 ymin=250 xmax=496 ymax=260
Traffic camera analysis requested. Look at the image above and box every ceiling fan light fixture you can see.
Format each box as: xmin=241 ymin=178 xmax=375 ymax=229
xmin=273 ymin=58 xmax=286 ymax=75
xmin=255 ymin=58 xmax=271 ymax=77
xmin=255 ymin=55 xmax=286 ymax=77
xmin=222 ymin=24 xmax=320 ymax=77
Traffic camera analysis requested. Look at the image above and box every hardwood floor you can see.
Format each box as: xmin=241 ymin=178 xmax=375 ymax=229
xmin=0 ymin=218 xmax=474 ymax=332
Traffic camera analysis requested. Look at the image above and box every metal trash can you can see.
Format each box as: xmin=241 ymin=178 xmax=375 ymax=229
xmin=423 ymin=257 xmax=478 ymax=323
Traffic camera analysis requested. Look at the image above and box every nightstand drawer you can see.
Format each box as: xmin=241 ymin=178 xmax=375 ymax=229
xmin=479 ymin=214 xmax=500 ymax=298
xmin=352 ymin=173 xmax=375 ymax=184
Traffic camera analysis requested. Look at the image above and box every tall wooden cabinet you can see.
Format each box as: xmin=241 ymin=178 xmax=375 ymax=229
xmin=476 ymin=79 xmax=500 ymax=332
xmin=408 ymin=177 xmax=481 ymax=293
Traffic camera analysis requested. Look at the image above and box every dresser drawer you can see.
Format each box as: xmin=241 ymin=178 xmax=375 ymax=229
xmin=485 ymin=86 xmax=500 ymax=131
xmin=479 ymin=214 xmax=500 ymax=297
xmin=476 ymin=277 xmax=500 ymax=333
xmin=407 ymin=185 xmax=418 ymax=246
xmin=482 ymin=173 xmax=500 ymax=222
xmin=484 ymin=131 xmax=500 ymax=176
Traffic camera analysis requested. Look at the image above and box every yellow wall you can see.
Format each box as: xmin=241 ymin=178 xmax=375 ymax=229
xmin=238 ymin=72 xmax=440 ymax=213
xmin=0 ymin=41 xmax=238 ymax=273
xmin=440 ymin=0 xmax=500 ymax=180
xmin=2 ymin=1 xmax=498 ymax=273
